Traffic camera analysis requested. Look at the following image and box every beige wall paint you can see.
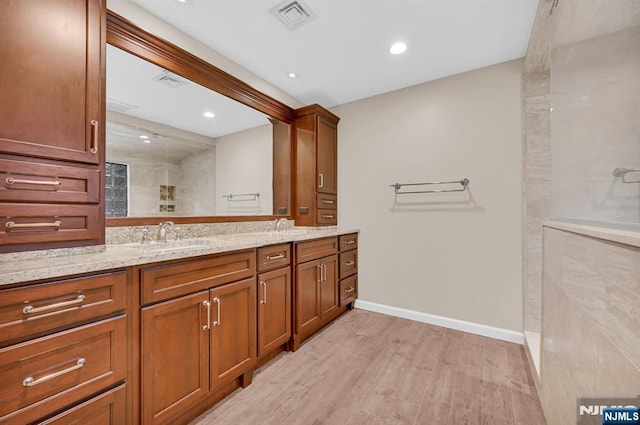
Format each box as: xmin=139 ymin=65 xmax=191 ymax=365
xmin=215 ymin=125 xmax=273 ymax=216
xmin=107 ymin=0 xmax=303 ymax=109
xmin=332 ymin=59 xmax=524 ymax=332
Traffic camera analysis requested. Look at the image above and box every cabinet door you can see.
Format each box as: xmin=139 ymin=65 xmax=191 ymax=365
xmin=257 ymin=267 xmax=291 ymax=357
xmin=141 ymin=291 xmax=210 ymax=425
xmin=210 ymin=278 xmax=256 ymax=389
xmin=0 ymin=0 xmax=104 ymax=164
xmin=316 ymin=117 xmax=337 ymax=194
xmin=296 ymin=259 xmax=322 ymax=335
xmin=319 ymin=255 xmax=339 ymax=319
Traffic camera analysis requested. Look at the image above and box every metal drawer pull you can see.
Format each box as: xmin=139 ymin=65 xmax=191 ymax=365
xmin=212 ymin=297 xmax=220 ymax=327
xmin=6 ymin=221 xmax=62 ymax=230
xmin=266 ymin=253 xmax=285 ymax=260
xmin=322 ymin=199 xmax=335 ymax=204
xmin=344 ymin=287 xmax=355 ymax=293
xmin=90 ymin=120 xmax=99 ymax=154
xmin=260 ymin=281 xmax=267 ymax=304
xmin=23 ymin=358 xmax=86 ymax=387
xmin=319 ymin=173 xmax=324 ymax=188
xmin=203 ymin=300 xmax=211 ymax=331
xmin=344 ymin=240 xmax=355 ymax=245
xmin=321 ymin=214 xmax=335 ymax=219
xmin=344 ymin=260 xmax=355 ymax=266
xmin=6 ymin=177 xmax=61 ymax=187
xmin=23 ymin=294 xmax=85 ymax=314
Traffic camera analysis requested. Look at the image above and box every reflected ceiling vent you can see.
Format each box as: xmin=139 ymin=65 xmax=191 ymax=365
xmin=106 ymin=98 xmax=138 ymax=113
xmin=269 ymin=0 xmax=317 ymax=31
xmin=152 ymin=70 xmax=188 ymax=89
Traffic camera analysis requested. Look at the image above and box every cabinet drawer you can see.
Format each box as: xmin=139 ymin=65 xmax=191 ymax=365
xmin=339 ymin=250 xmax=357 ymax=279
xmin=0 ymin=271 xmax=127 ymax=347
xmin=141 ymin=249 xmax=256 ymax=304
xmin=38 ymin=384 xmax=127 ymax=425
xmin=339 ymin=275 xmax=357 ymax=306
xmin=0 ymin=158 xmax=100 ymax=204
xmin=0 ymin=316 xmax=127 ymax=425
xmin=295 ymin=237 xmax=338 ymax=264
xmin=316 ymin=209 xmax=337 ymax=225
xmin=257 ymin=243 xmax=291 ymax=272
xmin=339 ymin=233 xmax=358 ymax=251
xmin=316 ymin=193 xmax=337 ymax=210
xmin=0 ymin=203 xmax=101 ymax=249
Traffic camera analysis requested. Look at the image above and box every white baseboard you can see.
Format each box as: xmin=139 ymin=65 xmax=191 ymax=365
xmin=354 ymin=299 xmax=525 ymax=345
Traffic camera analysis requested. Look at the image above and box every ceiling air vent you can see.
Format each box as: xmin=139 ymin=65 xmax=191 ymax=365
xmin=152 ymin=70 xmax=188 ymax=89
xmin=269 ymin=0 xmax=317 ymax=31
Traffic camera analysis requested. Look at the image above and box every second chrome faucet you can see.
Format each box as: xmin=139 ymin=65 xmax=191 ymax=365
xmin=157 ymin=221 xmax=175 ymax=243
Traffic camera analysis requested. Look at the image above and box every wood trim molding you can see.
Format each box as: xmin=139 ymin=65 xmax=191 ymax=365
xmin=295 ymin=104 xmax=340 ymax=124
xmin=106 ymin=11 xmax=295 ymax=123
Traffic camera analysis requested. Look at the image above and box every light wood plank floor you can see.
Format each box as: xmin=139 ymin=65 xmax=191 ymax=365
xmin=192 ymin=309 xmax=546 ymax=425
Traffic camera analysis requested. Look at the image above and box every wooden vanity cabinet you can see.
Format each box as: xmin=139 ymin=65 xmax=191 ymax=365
xmin=0 ymin=0 xmax=106 ymax=252
xmin=257 ymin=244 xmax=292 ymax=359
xmin=293 ymin=237 xmax=342 ymax=349
xmin=0 ymin=270 xmax=129 ymax=425
xmin=139 ymin=251 xmax=257 ymax=425
xmin=293 ymin=105 xmax=340 ymax=226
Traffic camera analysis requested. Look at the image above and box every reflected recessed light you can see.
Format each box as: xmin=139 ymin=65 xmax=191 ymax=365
xmin=389 ymin=42 xmax=407 ymax=55
xmin=288 ymin=72 xmax=297 ymax=78
xmin=203 ymin=112 xmax=215 ymax=118
xmin=139 ymin=135 xmax=149 ymax=139
xmin=143 ymin=139 xmax=151 ymax=144
xmin=176 ymin=0 xmax=192 ymax=4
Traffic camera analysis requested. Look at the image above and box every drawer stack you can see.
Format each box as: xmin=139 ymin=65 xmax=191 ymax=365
xmin=0 ymin=271 xmax=128 ymax=425
xmin=338 ymin=233 xmax=358 ymax=307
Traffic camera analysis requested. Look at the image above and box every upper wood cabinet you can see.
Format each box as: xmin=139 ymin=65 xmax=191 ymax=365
xmin=293 ymin=105 xmax=340 ymax=226
xmin=0 ymin=0 xmax=105 ymax=164
xmin=0 ymin=0 xmax=106 ymax=252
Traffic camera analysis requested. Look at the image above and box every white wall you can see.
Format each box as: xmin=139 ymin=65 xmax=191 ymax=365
xmin=215 ymin=125 xmax=273 ymax=216
xmin=332 ymin=59 xmax=524 ymax=332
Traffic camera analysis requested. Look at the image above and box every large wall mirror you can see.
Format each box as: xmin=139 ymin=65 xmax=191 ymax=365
xmin=105 ymin=11 xmax=294 ymax=225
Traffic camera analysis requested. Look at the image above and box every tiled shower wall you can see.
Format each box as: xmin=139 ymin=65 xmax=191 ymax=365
xmin=522 ymin=71 xmax=551 ymax=353
xmin=551 ymin=26 xmax=640 ymax=225
xmin=540 ymin=226 xmax=640 ymax=424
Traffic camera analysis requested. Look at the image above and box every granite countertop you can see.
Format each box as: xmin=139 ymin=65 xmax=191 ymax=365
xmin=0 ymin=227 xmax=359 ymax=286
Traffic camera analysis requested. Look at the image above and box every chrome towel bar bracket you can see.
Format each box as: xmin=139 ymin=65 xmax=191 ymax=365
xmin=613 ymin=168 xmax=640 ymax=184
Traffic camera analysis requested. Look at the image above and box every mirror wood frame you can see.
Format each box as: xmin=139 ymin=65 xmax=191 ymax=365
xmin=105 ymin=10 xmax=295 ymax=226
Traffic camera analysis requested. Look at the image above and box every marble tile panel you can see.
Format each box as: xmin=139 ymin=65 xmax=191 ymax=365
xmin=603 ymin=282 xmax=640 ymax=369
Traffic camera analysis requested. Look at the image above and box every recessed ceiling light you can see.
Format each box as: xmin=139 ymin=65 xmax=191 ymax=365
xmin=389 ymin=42 xmax=407 ymax=55
xmin=288 ymin=72 xmax=297 ymax=78
xmin=203 ymin=112 xmax=215 ymax=118
xmin=139 ymin=135 xmax=149 ymax=139
xmin=176 ymin=0 xmax=193 ymax=4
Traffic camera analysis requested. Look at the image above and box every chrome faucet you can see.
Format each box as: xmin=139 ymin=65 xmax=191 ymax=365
xmin=157 ymin=221 xmax=175 ymax=243
xmin=273 ymin=218 xmax=288 ymax=232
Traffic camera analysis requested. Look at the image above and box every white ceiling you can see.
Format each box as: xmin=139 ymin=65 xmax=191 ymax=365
xmin=130 ymin=0 xmax=539 ymax=107
xmin=106 ymin=44 xmax=271 ymax=138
